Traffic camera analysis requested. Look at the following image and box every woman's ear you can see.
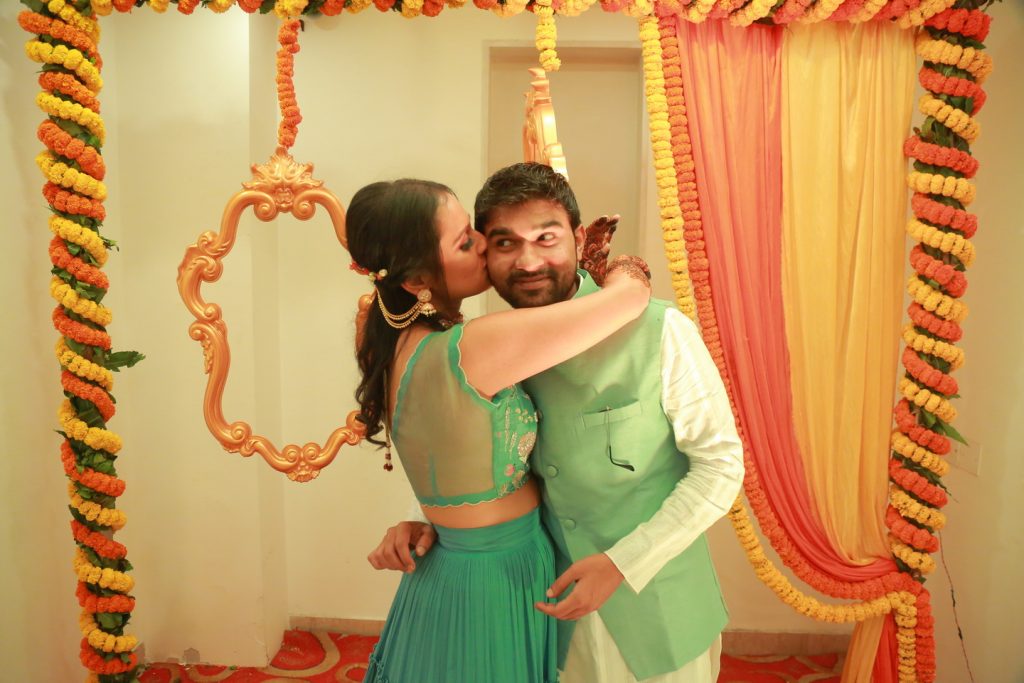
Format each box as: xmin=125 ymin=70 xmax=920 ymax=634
xmin=400 ymin=274 xmax=429 ymax=297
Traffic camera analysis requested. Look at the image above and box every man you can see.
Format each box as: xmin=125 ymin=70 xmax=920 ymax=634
xmin=369 ymin=163 xmax=744 ymax=682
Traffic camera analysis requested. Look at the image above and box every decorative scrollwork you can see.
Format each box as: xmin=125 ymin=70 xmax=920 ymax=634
xmin=177 ymin=150 xmax=365 ymax=482
xmin=523 ymin=67 xmax=568 ymax=178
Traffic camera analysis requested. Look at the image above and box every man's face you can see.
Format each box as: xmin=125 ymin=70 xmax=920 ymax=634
xmin=482 ymin=199 xmax=585 ymax=308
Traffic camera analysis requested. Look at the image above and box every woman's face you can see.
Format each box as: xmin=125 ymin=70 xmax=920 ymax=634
xmin=432 ymin=193 xmax=489 ymax=305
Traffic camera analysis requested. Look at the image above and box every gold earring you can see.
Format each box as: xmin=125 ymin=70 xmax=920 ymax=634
xmin=418 ymin=289 xmax=436 ymax=317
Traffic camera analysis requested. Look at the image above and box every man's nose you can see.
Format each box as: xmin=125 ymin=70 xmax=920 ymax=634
xmin=514 ymin=244 xmax=544 ymax=271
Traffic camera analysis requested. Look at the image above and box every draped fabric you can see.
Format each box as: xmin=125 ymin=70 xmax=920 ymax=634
xmin=671 ymin=17 xmax=914 ymax=681
xmin=781 ymin=21 xmax=916 ymax=568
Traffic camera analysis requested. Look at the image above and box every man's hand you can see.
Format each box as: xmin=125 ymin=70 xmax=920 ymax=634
xmin=367 ymin=521 xmax=437 ymax=574
xmin=580 ymin=215 xmax=619 ymax=286
xmin=534 ymin=553 xmax=625 ymax=621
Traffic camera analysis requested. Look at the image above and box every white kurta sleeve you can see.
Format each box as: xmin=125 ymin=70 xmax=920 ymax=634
xmin=407 ymin=498 xmax=430 ymax=524
xmin=604 ymin=308 xmax=744 ymax=593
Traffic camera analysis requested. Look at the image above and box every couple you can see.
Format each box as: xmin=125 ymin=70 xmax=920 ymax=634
xmin=347 ymin=163 xmax=744 ymax=683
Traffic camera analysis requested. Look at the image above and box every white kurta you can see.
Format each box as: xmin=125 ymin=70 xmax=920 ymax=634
xmin=561 ymin=308 xmax=743 ymax=683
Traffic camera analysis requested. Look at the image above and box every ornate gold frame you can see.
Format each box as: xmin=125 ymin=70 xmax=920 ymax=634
xmin=177 ymin=149 xmax=366 ymax=482
xmin=523 ymin=67 xmax=568 ymax=178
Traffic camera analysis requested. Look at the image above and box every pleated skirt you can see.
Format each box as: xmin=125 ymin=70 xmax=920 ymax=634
xmin=365 ymin=508 xmax=559 ymax=683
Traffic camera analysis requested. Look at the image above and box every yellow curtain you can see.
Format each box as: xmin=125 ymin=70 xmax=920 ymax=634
xmin=781 ymin=21 xmax=916 ymax=682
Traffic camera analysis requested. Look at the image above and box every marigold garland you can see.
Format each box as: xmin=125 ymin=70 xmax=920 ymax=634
xmin=37 ymin=151 xmax=107 ymax=201
xmin=276 ymin=20 xmax=302 ymax=149
xmin=35 ymin=92 xmax=106 ymax=142
xmin=534 ymin=0 xmax=561 ymax=71
xmin=79 ymin=0 xmax=992 ymax=24
xmin=38 ymin=120 xmax=106 ymax=180
xmin=61 ymin=442 xmax=126 ymax=497
xmin=51 ymin=277 xmax=113 ymax=327
xmin=17 ymin=10 xmax=100 ymax=62
xmin=640 ymin=16 xmax=695 ymax=319
xmin=22 ymin=4 xmax=141 ymax=680
xmin=889 ymin=7 xmax=986 ymax=613
xmin=53 ymin=306 xmax=113 ymax=350
xmin=24 ymin=40 xmax=103 ymax=93
xmin=49 ymin=215 xmax=108 ymax=265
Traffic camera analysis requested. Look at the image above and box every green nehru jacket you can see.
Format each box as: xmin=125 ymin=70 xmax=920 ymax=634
xmin=524 ymin=271 xmax=728 ymax=680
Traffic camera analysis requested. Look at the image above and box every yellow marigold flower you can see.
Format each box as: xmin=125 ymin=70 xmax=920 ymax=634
xmin=890 ymin=487 xmax=946 ymax=529
xmin=56 ymin=338 xmax=114 ymax=389
xmin=852 ymin=0 xmax=888 ymax=22
xmin=906 ymin=171 xmax=976 ymax=206
xmin=683 ymin=0 xmax=715 ymax=22
xmin=36 ymin=152 xmax=107 ymax=201
xmin=907 ymin=276 xmax=968 ymax=323
xmin=891 ymin=431 xmax=950 ymax=477
xmin=905 ymin=219 xmax=974 ymax=265
xmin=347 ymin=0 xmax=372 ymax=11
xmin=50 ymin=216 xmax=108 ymax=266
xmin=24 ymin=41 xmax=103 ymax=94
xmin=901 ymin=324 xmax=964 ymax=370
xmin=69 ymin=486 xmax=128 ymax=532
xmin=556 ymin=0 xmax=596 ymax=17
xmin=60 ymin=400 xmax=123 ymax=454
xmin=92 ymin=0 xmax=113 ymax=15
xmin=51 ymin=277 xmax=113 ymax=327
xmin=81 ymin=611 xmax=139 ymax=653
xmin=74 ymin=550 xmax=133 ymax=591
xmin=207 ymin=0 xmax=236 ymax=12
xmin=48 ymin=0 xmax=100 ymax=37
xmin=36 ymin=92 xmax=105 ymax=143
xmin=891 ymin=540 xmax=936 ymax=574
xmin=798 ymin=0 xmax=842 ymax=23
xmin=729 ymin=0 xmax=776 ymax=27
xmin=274 ymin=0 xmax=309 ymax=18
xmin=915 ymin=33 xmax=993 ymax=83
xmin=898 ymin=0 xmax=955 ymax=28
xmin=149 ymin=0 xmax=171 ymax=11
xmin=899 ymin=377 xmax=957 ymax=422
xmin=919 ymin=94 xmax=980 ymax=143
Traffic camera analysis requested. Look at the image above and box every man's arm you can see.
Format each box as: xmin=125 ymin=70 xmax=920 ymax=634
xmin=604 ymin=307 xmax=744 ymax=593
xmin=537 ymin=307 xmax=744 ymax=619
xmin=366 ymin=500 xmax=436 ymax=574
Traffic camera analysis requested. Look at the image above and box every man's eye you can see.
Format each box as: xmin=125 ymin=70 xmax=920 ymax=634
xmin=538 ymin=233 xmax=555 ymax=243
xmin=494 ymin=239 xmax=512 ymax=248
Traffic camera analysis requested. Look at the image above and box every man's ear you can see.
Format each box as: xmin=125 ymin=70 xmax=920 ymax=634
xmin=573 ymin=224 xmax=586 ymax=260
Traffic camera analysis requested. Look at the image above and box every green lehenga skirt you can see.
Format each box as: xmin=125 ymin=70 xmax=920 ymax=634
xmin=365 ymin=508 xmax=558 ymax=683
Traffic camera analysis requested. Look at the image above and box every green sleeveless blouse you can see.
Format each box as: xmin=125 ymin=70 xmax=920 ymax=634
xmin=392 ymin=324 xmax=538 ymax=507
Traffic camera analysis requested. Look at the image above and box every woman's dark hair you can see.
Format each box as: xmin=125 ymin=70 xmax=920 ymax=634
xmin=474 ymin=162 xmax=581 ymax=234
xmin=347 ymin=179 xmax=454 ymax=446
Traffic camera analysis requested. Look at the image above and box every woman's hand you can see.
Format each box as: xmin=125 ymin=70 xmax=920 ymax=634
xmin=580 ymin=214 xmax=619 ymax=286
xmin=604 ymin=255 xmax=652 ymax=291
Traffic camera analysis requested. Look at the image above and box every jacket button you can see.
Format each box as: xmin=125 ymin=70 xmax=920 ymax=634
xmin=562 ymin=518 xmax=576 ymax=531
xmin=545 ymin=465 xmax=559 ymax=478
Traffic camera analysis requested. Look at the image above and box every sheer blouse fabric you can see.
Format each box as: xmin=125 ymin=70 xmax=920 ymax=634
xmin=392 ymin=324 xmax=538 ymax=507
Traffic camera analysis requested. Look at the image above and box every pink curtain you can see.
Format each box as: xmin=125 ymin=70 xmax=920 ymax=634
xmin=672 ymin=17 xmax=899 ymax=681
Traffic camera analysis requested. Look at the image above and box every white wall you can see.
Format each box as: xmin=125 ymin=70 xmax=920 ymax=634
xmin=2 ymin=3 xmax=1021 ymax=680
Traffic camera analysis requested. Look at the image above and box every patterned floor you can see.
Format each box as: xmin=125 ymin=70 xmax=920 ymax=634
xmin=139 ymin=629 xmax=843 ymax=682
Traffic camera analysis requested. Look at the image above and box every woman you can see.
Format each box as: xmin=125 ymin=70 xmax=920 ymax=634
xmin=346 ymin=178 xmax=649 ymax=683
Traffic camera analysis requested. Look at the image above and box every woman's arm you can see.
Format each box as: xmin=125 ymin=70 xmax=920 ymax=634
xmin=460 ymin=260 xmax=649 ymax=397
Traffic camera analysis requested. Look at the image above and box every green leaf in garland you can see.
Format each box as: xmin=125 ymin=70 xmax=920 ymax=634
xmin=97 ymin=612 xmax=124 ymax=631
xmin=939 ymin=420 xmax=968 ymax=445
xmin=106 ymin=350 xmax=146 ymax=372
xmin=21 ymin=0 xmax=46 ymax=13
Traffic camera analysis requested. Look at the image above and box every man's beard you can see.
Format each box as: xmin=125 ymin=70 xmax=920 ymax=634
xmin=496 ymin=266 xmax=577 ymax=308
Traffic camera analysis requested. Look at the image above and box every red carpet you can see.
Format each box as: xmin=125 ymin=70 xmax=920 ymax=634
xmin=139 ymin=629 xmax=843 ymax=682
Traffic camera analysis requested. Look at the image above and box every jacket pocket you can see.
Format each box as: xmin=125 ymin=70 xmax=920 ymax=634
xmin=581 ymin=401 xmax=645 ymax=472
